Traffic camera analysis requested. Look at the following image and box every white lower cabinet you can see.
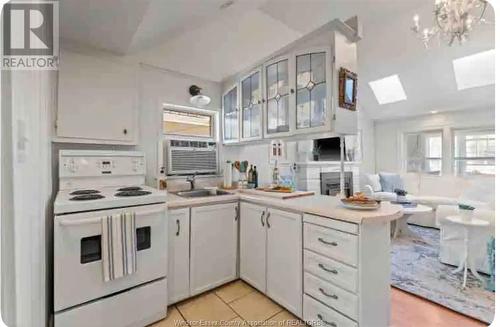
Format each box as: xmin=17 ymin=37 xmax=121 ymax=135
xmin=190 ymin=203 xmax=239 ymax=295
xmin=239 ymin=202 xmax=302 ymax=317
xmin=240 ymin=202 xmax=267 ymax=292
xmin=167 ymin=208 xmax=190 ymax=305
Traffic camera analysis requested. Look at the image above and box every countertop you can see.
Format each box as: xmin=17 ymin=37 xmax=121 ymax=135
xmin=166 ymin=190 xmax=403 ymax=225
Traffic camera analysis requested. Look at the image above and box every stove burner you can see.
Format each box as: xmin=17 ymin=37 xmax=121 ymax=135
xmin=70 ymin=189 xmax=101 ymax=195
xmin=117 ymin=186 xmax=143 ymax=192
xmin=115 ymin=190 xmax=152 ymax=197
xmin=69 ymin=194 xmax=105 ymax=201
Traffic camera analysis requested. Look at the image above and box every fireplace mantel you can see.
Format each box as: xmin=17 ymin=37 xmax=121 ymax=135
xmin=296 ymin=161 xmax=360 ymax=194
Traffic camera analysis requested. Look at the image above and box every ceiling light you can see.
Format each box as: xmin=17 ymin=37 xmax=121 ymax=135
xmin=189 ymin=85 xmax=211 ymax=107
xmin=430 ymin=110 xmax=438 ymax=114
xmin=368 ymin=74 xmax=407 ymax=105
xmin=453 ymin=49 xmax=495 ymax=90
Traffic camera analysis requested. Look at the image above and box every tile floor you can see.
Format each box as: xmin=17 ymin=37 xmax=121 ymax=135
xmin=151 ymin=280 xmax=303 ymax=327
xmin=151 ymin=280 xmax=487 ymax=327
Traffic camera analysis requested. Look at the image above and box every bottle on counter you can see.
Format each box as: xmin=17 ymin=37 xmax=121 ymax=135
xmin=248 ymin=165 xmax=254 ymax=185
xmin=252 ymin=166 xmax=258 ymax=188
xmin=272 ymin=160 xmax=279 ymax=185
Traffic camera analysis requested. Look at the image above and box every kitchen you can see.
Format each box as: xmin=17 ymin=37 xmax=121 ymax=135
xmin=3 ymin=1 xmax=482 ymax=327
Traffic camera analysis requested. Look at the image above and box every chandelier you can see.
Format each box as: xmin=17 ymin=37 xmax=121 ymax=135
xmin=411 ymin=0 xmax=489 ymax=47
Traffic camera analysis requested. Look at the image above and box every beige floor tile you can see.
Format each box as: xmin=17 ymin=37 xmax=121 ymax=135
xmin=215 ymin=280 xmax=255 ymax=303
xmin=177 ymin=292 xmax=238 ymax=323
xmin=266 ymin=311 xmax=305 ymax=327
xmin=229 ymin=291 xmax=282 ymax=325
xmin=227 ymin=316 xmax=250 ymax=327
xmin=150 ymin=306 xmax=187 ymax=327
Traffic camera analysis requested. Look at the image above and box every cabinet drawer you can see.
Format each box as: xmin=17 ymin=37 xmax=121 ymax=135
xmin=304 ymin=273 xmax=358 ymax=321
xmin=304 ymin=250 xmax=357 ymax=293
xmin=303 ymin=294 xmax=357 ymax=327
xmin=304 ymin=223 xmax=358 ymax=266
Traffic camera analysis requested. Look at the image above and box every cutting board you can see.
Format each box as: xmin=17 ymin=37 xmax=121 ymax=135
xmin=239 ymin=188 xmax=315 ymax=199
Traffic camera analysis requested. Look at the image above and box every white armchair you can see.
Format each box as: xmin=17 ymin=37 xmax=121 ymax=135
xmin=436 ymin=205 xmax=495 ymax=274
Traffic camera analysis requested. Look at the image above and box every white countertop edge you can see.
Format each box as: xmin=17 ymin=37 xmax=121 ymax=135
xmin=165 ymin=191 xmax=403 ymax=225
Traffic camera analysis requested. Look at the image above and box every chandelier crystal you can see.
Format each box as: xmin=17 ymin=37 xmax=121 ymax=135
xmin=411 ymin=0 xmax=489 ymax=48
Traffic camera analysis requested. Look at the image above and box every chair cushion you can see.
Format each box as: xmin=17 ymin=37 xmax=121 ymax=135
xmin=379 ymin=172 xmax=405 ymax=192
xmin=365 ymin=174 xmax=382 ymax=192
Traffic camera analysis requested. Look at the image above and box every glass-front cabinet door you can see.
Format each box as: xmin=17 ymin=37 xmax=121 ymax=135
xmin=295 ymin=49 xmax=331 ymax=133
xmin=264 ymin=57 xmax=293 ymax=137
xmin=241 ymin=69 xmax=262 ymax=140
xmin=222 ymin=86 xmax=239 ymax=143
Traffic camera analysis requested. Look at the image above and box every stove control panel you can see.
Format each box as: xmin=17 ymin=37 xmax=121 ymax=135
xmin=59 ymin=151 xmax=145 ymax=177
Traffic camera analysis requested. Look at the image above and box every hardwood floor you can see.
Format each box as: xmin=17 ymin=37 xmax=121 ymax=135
xmin=390 ymin=287 xmax=487 ymax=327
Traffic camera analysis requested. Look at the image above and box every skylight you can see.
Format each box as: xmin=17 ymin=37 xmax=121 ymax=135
xmin=368 ymin=74 xmax=407 ymax=105
xmin=453 ymin=49 xmax=495 ymax=90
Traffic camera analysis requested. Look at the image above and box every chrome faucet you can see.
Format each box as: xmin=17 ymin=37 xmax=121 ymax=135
xmin=186 ymin=173 xmax=197 ymax=190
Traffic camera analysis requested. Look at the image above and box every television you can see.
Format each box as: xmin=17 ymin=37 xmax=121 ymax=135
xmin=313 ymin=137 xmax=345 ymax=161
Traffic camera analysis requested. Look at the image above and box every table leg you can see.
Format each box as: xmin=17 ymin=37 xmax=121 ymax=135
xmin=400 ymin=215 xmax=418 ymax=238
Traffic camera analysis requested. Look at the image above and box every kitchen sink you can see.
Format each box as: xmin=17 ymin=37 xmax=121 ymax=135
xmin=175 ymin=189 xmax=231 ymax=198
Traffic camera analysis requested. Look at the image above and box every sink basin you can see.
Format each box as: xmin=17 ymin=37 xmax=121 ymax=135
xmin=175 ymin=189 xmax=231 ymax=198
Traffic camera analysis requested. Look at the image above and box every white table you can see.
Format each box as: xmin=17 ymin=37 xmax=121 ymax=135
xmin=392 ymin=204 xmax=432 ymax=239
xmin=445 ymin=215 xmax=490 ymax=288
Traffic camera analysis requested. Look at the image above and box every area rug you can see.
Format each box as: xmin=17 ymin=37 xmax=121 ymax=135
xmin=391 ymin=224 xmax=495 ymax=324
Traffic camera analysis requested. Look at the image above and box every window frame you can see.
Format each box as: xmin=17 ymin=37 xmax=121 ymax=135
xmin=452 ymin=127 xmax=495 ymax=176
xmin=404 ymin=130 xmax=443 ymax=175
xmin=162 ymin=104 xmax=218 ymax=142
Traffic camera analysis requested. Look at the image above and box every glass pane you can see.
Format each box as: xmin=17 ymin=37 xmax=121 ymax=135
xmin=81 ymin=235 xmax=101 ymax=264
xmin=267 ymin=63 xmax=278 ymax=99
xmin=311 ymin=52 xmax=326 ymax=84
xmin=277 ymin=95 xmax=289 ymax=132
xmin=243 ymin=107 xmax=251 ymax=138
xmin=136 ymin=227 xmax=151 ymax=251
xmin=311 ymin=83 xmax=326 ymax=127
xmin=163 ymin=110 xmax=212 ymax=137
xmin=424 ymin=159 xmax=442 ymax=174
xmin=268 ymin=99 xmax=278 ymax=133
xmin=277 ymin=60 xmax=288 ymax=96
xmin=296 ymin=54 xmax=311 ymax=89
xmin=251 ymin=105 xmax=261 ymax=137
xmin=242 ymin=77 xmax=251 ymax=108
xmin=296 ymin=88 xmax=310 ymax=129
xmin=251 ymin=72 xmax=260 ymax=105
xmin=426 ymin=136 xmax=442 ymax=157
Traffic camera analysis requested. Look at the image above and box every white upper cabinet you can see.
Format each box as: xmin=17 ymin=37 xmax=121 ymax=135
xmin=240 ymin=69 xmax=263 ymax=141
xmin=294 ymin=48 xmax=332 ymax=134
xmin=263 ymin=56 xmax=294 ymax=138
xmin=222 ymin=85 xmax=239 ymax=143
xmin=56 ymin=50 xmax=137 ymax=144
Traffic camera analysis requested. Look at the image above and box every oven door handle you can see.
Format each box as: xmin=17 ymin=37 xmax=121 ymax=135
xmin=58 ymin=207 xmax=166 ymax=226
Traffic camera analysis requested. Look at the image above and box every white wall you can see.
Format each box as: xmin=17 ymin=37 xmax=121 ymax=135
xmin=374 ymin=108 xmax=495 ymax=174
xmin=137 ymin=64 xmax=222 ymax=187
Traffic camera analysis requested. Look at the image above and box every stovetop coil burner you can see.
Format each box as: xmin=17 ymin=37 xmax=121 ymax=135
xmin=117 ymin=186 xmax=143 ymax=192
xmin=69 ymin=194 xmax=105 ymax=201
xmin=115 ymin=190 xmax=152 ymax=197
xmin=70 ymin=189 xmax=101 ymax=195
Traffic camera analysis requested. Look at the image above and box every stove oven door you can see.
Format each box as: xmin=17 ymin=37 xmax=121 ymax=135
xmin=54 ymin=203 xmax=167 ymax=312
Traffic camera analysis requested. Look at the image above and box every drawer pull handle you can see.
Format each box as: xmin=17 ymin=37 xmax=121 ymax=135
xmin=318 ymin=263 xmax=338 ymax=274
xmin=317 ymin=314 xmax=337 ymax=327
xmin=318 ymin=237 xmax=338 ymax=246
xmin=319 ymin=287 xmax=338 ymax=299
xmin=176 ymin=219 xmax=180 ymax=236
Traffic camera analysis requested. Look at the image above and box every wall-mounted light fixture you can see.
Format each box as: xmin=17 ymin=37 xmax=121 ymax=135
xmin=189 ymin=85 xmax=211 ymax=107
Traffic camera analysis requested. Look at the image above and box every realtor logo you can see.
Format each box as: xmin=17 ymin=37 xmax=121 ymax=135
xmin=2 ymin=1 xmax=59 ymax=70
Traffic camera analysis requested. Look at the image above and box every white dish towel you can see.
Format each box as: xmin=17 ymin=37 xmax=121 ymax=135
xmin=101 ymin=212 xmax=137 ymax=282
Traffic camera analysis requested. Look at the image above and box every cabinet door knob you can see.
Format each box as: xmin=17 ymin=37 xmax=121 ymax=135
xmin=235 ymin=206 xmax=239 ymax=221
xmin=176 ymin=219 xmax=180 ymax=236
xmin=123 ymin=129 xmax=128 ymax=135
xmin=260 ymin=211 xmax=265 ymax=227
xmin=266 ymin=212 xmax=271 ymax=228
xmin=290 ymin=88 xmax=295 ymax=94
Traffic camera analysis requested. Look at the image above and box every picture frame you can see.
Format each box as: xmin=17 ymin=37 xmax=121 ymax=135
xmin=339 ymin=67 xmax=358 ymax=111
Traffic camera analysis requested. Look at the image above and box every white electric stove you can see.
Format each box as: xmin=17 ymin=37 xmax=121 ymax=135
xmin=53 ymin=150 xmax=167 ymax=327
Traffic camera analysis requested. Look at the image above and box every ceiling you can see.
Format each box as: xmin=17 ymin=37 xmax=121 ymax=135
xmin=60 ymin=0 xmax=495 ymax=120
